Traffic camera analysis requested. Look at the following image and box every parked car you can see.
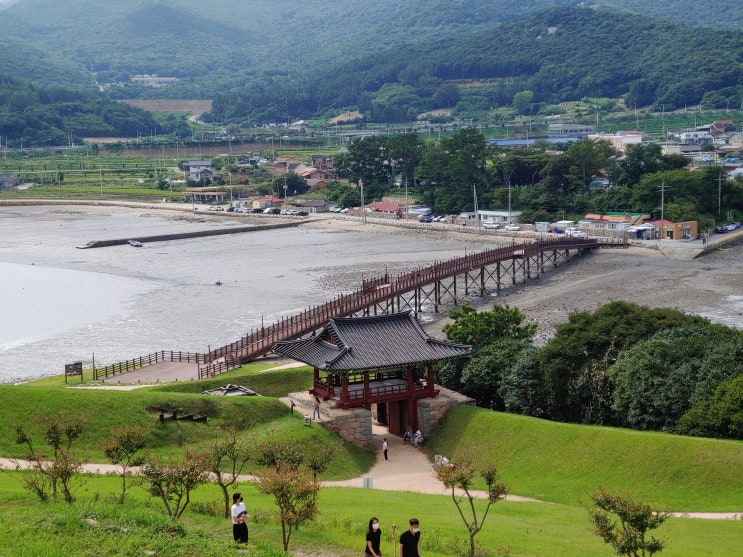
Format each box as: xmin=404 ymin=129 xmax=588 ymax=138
xmin=565 ymin=227 xmax=587 ymax=238
xmin=483 ymin=221 xmax=501 ymax=229
xmin=505 ymin=223 xmax=521 ymax=231
xmin=724 ymin=221 xmax=741 ymax=231
xmin=263 ymin=207 xmax=280 ymax=214
xmin=714 ymin=225 xmax=727 ymax=233
xmin=419 ymin=214 xmax=434 ymax=223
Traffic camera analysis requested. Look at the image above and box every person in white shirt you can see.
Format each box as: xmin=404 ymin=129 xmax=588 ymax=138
xmin=231 ymin=492 xmax=249 ymax=543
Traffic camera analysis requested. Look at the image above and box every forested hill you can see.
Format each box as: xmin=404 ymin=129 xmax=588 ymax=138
xmin=0 ymin=76 xmax=159 ymax=147
xmin=1 ymin=0 xmax=743 ymax=97
xmin=213 ymin=7 xmax=743 ymax=123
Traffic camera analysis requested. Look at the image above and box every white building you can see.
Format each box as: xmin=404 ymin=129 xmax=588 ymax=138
xmin=477 ymin=209 xmax=522 ymax=225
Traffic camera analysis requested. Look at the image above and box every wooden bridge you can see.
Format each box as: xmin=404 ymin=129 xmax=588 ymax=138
xmin=196 ymin=236 xmax=626 ymax=378
xmin=91 ymin=236 xmax=625 ymax=381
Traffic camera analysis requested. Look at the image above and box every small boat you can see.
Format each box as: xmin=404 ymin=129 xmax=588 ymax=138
xmin=128 ymin=239 xmax=143 ymax=247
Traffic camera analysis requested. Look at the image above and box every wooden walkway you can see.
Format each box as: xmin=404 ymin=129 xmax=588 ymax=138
xmin=198 ymin=236 xmax=624 ymax=378
xmin=90 ymin=236 xmax=624 ymax=382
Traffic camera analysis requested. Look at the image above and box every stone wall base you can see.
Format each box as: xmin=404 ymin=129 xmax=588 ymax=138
xmin=287 ymin=386 xmax=474 ymax=450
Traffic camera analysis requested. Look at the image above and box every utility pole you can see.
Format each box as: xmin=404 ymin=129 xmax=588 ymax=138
xmin=717 ymin=171 xmax=723 ymax=216
xmin=658 ymin=180 xmax=670 ymax=242
xmin=359 ymin=178 xmax=366 ymax=224
xmin=473 ymin=184 xmax=480 ymax=233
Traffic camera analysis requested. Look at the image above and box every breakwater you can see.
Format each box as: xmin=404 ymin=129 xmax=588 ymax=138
xmin=76 ymin=220 xmax=303 ymax=248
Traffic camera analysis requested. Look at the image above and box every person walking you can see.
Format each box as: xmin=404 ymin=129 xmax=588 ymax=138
xmin=231 ymin=492 xmax=249 ymax=543
xmin=399 ymin=518 xmax=420 ymax=557
xmin=383 ymin=438 xmax=388 ymax=461
xmin=365 ymin=517 xmax=382 ymax=557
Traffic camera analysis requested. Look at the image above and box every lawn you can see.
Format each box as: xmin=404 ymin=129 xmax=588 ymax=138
xmin=427 ymin=405 xmax=743 ymax=511
xmin=2 ymin=365 xmax=742 ymax=555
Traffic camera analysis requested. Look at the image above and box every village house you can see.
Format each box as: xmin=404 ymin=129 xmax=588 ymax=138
xmin=183 ymin=160 xmax=214 ymax=182
xmin=588 ymin=130 xmax=642 ymax=153
xmin=578 ymin=212 xmax=647 ymax=234
xmin=645 ymin=219 xmax=698 ymax=240
xmin=477 ymin=209 xmax=523 ymax=225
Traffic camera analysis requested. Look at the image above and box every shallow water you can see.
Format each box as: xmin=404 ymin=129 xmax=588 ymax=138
xmin=0 ymin=207 xmax=479 ymax=383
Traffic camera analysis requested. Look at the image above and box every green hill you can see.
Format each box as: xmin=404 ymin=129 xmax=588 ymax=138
xmin=427 ymin=405 xmax=743 ymax=511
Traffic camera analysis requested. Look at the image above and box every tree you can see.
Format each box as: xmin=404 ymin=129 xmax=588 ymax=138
xmin=102 ymin=425 xmax=148 ymax=504
xmin=512 ymin=90 xmax=534 ymax=115
xmin=443 ymin=303 xmax=536 ymax=347
xmin=538 ymin=302 xmax=706 ymax=423
xmin=677 ymin=375 xmax=743 ymax=439
xmin=139 ymin=451 xmax=210 ymax=520
xmin=609 ymin=324 xmax=743 ymax=431
xmin=498 ymin=345 xmax=544 ymax=416
xmin=460 ymin=338 xmax=531 ymax=409
xmin=588 ymin=490 xmax=668 ymax=557
xmin=304 ymin=440 xmax=340 ymax=483
xmin=435 ymin=460 xmax=507 ymax=557
xmin=255 ymin=463 xmax=320 ymax=551
xmin=14 ymin=411 xmax=87 ymax=503
xmin=196 ymin=425 xmax=252 ymax=518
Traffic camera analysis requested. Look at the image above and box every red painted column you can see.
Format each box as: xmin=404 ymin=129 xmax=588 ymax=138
xmin=341 ymin=375 xmax=350 ymax=408
xmin=407 ymin=366 xmax=417 ymax=429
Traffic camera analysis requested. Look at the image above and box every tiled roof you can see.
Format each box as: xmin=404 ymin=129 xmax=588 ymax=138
xmin=274 ymin=312 xmax=471 ymax=373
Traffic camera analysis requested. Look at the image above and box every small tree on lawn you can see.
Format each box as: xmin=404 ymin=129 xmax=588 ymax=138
xmin=588 ymin=490 xmax=669 ymax=557
xmin=255 ymin=462 xmax=319 ymax=551
xmin=304 ymin=439 xmax=340 ymax=483
xmin=139 ymin=450 xmax=209 ymax=520
xmin=434 ymin=459 xmax=507 ymax=557
xmin=102 ymin=425 xmax=148 ymax=504
xmin=14 ymin=411 xmax=88 ymax=503
xmin=197 ymin=425 xmax=252 ymax=518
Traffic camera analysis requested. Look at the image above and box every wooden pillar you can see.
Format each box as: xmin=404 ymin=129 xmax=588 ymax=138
xmin=341 ymin=376 xmax=350 ymax=408
xmin=363 ymin=372 xmax=371 ymax=404
xmin=496 ymin=262 xmax=501 ymax=292
xmin=407 ymin=366 xmax=418 ymax=430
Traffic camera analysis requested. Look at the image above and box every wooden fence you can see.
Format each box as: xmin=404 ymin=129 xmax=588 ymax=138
xmin=93 ymin=350 xmax=202 ymax=381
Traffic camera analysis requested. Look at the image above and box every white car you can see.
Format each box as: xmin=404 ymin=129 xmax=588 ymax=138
xmin=505 ymin=223 xmax=521 ymax=231
xmin=483 ymin=221 xmax=501 ymax=229
xmin=565 ymin=227 xmax=587 ymax=238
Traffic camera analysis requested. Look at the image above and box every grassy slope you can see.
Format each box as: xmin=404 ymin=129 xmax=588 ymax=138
xmin=2 ymin=365 xmax=743 ymax=555
xmin=3 ymin=364 xmax=371 ymax=479
xmin=427 ymin=405 xmax=743 ymax=511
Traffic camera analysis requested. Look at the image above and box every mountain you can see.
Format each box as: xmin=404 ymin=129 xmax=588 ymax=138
xmin=2 ymin=0 xmax=743 ymax=94
xmin=211 ymin=7 xmax=743 ymax=123
xmin=1 ymin=1 xmax=742 ymax=131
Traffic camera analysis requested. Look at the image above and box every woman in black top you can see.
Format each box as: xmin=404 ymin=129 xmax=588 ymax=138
xmin=365 ymin=516 xmax=382 ymax=557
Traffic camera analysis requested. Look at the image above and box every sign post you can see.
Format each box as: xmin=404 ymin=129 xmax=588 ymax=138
xmin=64 ymin=362 xmax=83 ymax=384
